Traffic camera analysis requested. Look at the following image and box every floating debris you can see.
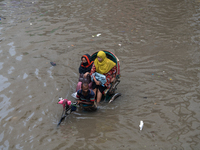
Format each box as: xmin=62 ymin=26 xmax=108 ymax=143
xmin=139 ymin=120 xmax=144 ymax=130
xmin=96 ymin=33 xmax=101 ymax=37
xmin=30 ymin=23 xmax=32 ymax=25
xmin=118 ymin=44 xmax=121 ymax=46
xmin=50 ymin=62 xmax=56 ymax=66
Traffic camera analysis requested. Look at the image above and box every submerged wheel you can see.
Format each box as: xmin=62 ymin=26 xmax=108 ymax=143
xmin=108 ymin=93 xmax=121 ymax=103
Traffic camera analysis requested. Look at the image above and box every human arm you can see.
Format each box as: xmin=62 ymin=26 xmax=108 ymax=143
xmin=76 ymin=90 xmax=94 ymax=105
xmin=93 ymin=76 xmax=101 ymax=85
xmin=83 ymin=64 xmax=96 ymax=78
xmin=90 ymin=64 xmax=101 ymax=85
xmin=89 ymin=64 xmax=96 ymax=76
xmin=76 ymin=90 xmax=82 ymax=104
xmin=104 ymin=66 xmax=117 ymax=87
xmin=77 ymin=100 xmax=94 ymax=105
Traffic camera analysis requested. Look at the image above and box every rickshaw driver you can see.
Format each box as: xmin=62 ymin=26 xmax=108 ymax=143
xmin=76 ymin=81 xmax=96 ymax=106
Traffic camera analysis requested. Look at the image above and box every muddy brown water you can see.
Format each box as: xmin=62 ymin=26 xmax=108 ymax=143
xmin=0 ymin=0 xmax=200 ymax=149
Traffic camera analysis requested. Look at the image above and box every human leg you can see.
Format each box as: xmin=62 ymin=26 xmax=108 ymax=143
xmin=96 ymin=89 xmax=102 ymax=103
xmin=92 ymin=81 xmax=97 ymax=97
xmin=93 ymin=88 xmax=97 ymax=97
xmin=96 ymin=85 xmax=107 ymax=104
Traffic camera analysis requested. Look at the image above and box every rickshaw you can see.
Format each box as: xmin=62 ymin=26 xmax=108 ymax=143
xmin=57 ymin=50 xmax=121 ymax=126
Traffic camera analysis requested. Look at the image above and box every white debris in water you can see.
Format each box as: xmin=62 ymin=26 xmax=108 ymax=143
xmin=118 ymin=44 xmax=121 ymax=46
xmin=96 ymin=33 xmax=101 ymax=37
xmin=139 ymin=120 xmax=144 ymax=130
xmin=30 ymin=23 xmax=32 ymax=25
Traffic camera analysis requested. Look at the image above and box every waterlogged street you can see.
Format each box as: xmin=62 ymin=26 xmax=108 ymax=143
xmin=0 ymin=0 xmax=200 ymax=149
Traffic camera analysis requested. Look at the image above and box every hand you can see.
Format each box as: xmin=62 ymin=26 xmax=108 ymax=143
xmin=77 ymin=100 xmax=82 ymax=105
xmin=111 ymin=77 xmax=115 ymax=83
xmin=84 ymin=72 xmax=89 ymax=78
xmin=94 ymin=77 xmax=101 ymax=85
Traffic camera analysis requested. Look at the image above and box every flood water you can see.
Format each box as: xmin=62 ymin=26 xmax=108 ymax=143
xmin=0 ymin=0 xmax=200 ymax=149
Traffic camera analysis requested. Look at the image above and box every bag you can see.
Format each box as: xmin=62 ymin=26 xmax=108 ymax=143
xmin=79 ymin=73 xmax=91 ymax=83
xmin=91 ymin=72 xmax=107 ymax=86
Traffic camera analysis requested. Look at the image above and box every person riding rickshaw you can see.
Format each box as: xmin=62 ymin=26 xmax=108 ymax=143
xmin=77 ymin=50 xmax=121 ymax=106
xmin=57 ymin=50 xmax=121 ymax=126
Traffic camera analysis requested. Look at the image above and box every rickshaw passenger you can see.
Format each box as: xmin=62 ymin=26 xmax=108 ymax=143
xmin=88 ymin=51 xmax=117 ymax=104
xmin=76 ymin=54 xmax=93 ymax=91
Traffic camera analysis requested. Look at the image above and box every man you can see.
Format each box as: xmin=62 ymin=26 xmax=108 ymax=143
xmin=76 ymin=81 xmax=97 ymax=111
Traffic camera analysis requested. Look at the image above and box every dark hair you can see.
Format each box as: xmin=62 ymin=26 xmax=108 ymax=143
xmin=81 ymin=80 xmax=89 ymax=89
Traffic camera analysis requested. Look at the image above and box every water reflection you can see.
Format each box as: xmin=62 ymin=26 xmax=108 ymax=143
xmin=0 ymin=140 xmax=9 ymax=150
xmin=23 ymin=73 xmax=28 ymax=79
xmin=16 ymin=55 xmax=23 ymax=61
xmin=7 ymin=66 xmax=15 ymax=74
xmin=0 ymin=62 xmax=3 ymax=70
xmin=8 ymin=42 xmax=16 ymax=57
xmin=0 ymin=94 xmax=14 ymax=123
xmin=0 ymin=75 xmax=11 ymax=92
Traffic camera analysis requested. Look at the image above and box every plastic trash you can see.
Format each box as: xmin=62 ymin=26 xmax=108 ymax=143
xmin=96 ymin=33 xmax=101 ymax=37
xmin=139 ymin=120 xmax=144 ymax=130
xmin=50 ymin=62 xmax=56 ymax=66
xmin=71 ymin=92 xmax=78 ymax=99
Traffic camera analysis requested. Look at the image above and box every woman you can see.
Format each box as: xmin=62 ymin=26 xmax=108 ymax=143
xmin=89 ymin=51 xmax=117 ymax=104
xmin=76 ymin=54 xmax=93 ymax=91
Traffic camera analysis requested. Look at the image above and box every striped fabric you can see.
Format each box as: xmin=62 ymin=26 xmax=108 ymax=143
xmin=76 ymin=89 xmax=95 ymax=102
